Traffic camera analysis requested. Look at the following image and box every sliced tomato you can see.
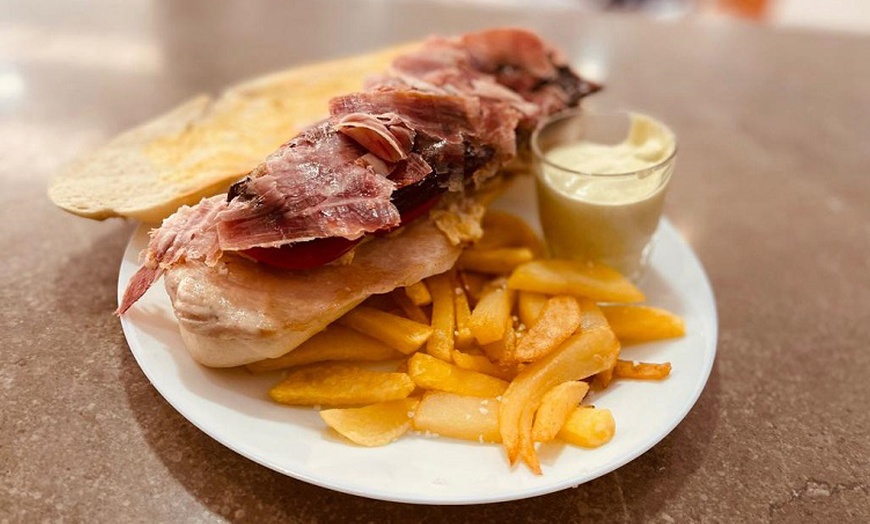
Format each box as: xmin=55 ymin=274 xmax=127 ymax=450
xmin=242 ymin=193 xmax=444 ymax=270
xmin=242 ymin=236 xmax=361 ymax=270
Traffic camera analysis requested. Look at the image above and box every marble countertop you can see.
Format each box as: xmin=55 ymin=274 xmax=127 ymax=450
xmin=2 ymin=0 xmax=869 ymax=521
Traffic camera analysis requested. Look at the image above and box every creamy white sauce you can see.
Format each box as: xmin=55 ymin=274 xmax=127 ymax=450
xmin=536 ymin=113 xmax=676 ymax=279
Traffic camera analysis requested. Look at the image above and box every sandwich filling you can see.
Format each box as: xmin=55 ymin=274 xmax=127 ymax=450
xmin=118 ymin=28 xmax=599 ymax=314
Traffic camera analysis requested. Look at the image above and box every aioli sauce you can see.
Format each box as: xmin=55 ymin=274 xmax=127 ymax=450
xmin=536 ymin=113 xmax=676 ymax=279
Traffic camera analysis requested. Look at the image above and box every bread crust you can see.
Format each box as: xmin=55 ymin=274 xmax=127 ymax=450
xmin=49 ymin=44 xmax=418 ymax=224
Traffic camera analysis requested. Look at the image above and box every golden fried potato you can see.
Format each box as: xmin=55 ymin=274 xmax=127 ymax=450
xmin=481 ymin=319 xmax=517 ymax=364
xmin=517 ymin=291 xmax=548 ymax=328
xmin=269 ymin=363 xmax=415 ymax=406
xmin=558 ymin=407 xmax=615 ymax=448
xmin=512 ymin=296 xmax=582 ymax=363
xmin=405 ymin=281 xmax=432 ymax=306
xmin=452 ymin=350 xmax=518 ymax=381
xmin=425 ymin=272 xmax=456 ymax=361
xmin=601 ymin=305 xmax=686 ymax=344
xmin=469 ymin=278 xmax=515 ymax=346
xmin=590 ymin=365 xmax=616 ymax=391
xmin=614 ymin=360 xmax=672 ymax=380
xmin=458 ymin=271 xmax=489 ymax=304
xmin=476 ymin=210 xmax=546 ymax=257
xmin=499 ymin=300 xmax=619 ymax=474
xmin=320 ymin=398 xmax=419 ymax=447
xmin=507 ymin=259 xmax=645 ymax=303
xmin=339 ymin=306 xmax=433 ymax=354
xmin=408 ymin=352 xmax=509 ymax=398
xmin=246 ymin=325 xmax=403 ymax=373
xmin=391 ymin=289 xmax=430 ymax=325
xmin=458 ymin=247 xmax=535 ymax=274
xmin=532 ymin=381 xmax=590 ymax=442
xmin=453 ymin=284 xmax=475 ymax=350
xmin=412 ymin=391 xmax=502 ymax=443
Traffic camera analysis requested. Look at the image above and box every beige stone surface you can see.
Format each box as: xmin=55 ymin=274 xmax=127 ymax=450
xmin=2 ymin=0 xmax=869 ymax=521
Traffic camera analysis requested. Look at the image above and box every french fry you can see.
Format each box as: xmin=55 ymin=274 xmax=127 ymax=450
xmin=469 ymin=278 xmax=515 ymax=346
xmin=558 ymin=407 xmax=615 ymax=448
xmin=246 ymin=325 xmax=403 ymax=373
xmin=405 ymin=281 xmax=432 ymax=306
xmin=532 ymin=381 xmax=590 ymax=442
xmin=512 ymin=296 xmax=582 ymax=363
xmin=601 ymin=305 xmax=686 ymax=344
xmin=408 ymin=352 xmax=509 ymax=398
xmin=459 ymin=271 xmax=489 ymax=304
xmin=453 ymin=284 xmax=475 ymax=350
xmin=507 ymin=259 xmax=645 ymax=303
xmin=481 ymin=320 xmax=517 ymax=364
xmin=458 ymin=247 xmax=535 ymax=274
xmin=476 ymin=210 xmax=546 ymax=257
xmin=517 ymin=291 xmax=548 ymax=328
xmin=614 ymin=360 xmax=672 ymax=380
xmin=590 ymin=365 xmax=616 ymax=391
xmin=391 ymin=288 xmax=430 ymax=325
xmin=339 ymin=306 xmax=433 ymax=354
xmin=426 ymin=272 xmax=455 ymax=361
xmin=499 ymin=300 xmax=619 ymax=474
xmin=452 ymin=350 xmax=518 ymax=381
xmin=269 ymin=363 xmax=415 ymax=406
xmin=412 ymin=391 xmax=502 ymax=443
xmin=320 ymin=398 xmax=419 ymax=447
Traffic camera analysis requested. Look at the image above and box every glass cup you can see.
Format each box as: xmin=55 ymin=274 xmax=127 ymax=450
xmin=531 ymin=109 xmax=677 ymax=282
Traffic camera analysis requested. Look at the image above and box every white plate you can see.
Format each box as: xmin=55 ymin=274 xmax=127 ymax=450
xmin=118 ymin=177 xmax=717 ymax=505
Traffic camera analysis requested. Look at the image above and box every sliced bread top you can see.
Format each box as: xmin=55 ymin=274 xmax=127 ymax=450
xmin=49 ymin=43 xmax=417 ymax=224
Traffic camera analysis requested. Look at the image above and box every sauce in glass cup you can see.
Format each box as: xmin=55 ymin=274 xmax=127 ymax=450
xmin=532 ymin=110 xmax=677 ymax=281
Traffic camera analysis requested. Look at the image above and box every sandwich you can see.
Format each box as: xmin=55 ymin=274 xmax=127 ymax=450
xmin=58 ymin=29 xmax=600 ymax=367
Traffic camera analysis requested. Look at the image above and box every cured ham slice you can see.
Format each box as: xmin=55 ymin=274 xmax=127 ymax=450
xmin=118 ymin=28 xmax=600 ymax=314
xmin=216 ymin=125 xmax=399 ymax=250
xmin=334 ymin=113 xmax=414 ymax=163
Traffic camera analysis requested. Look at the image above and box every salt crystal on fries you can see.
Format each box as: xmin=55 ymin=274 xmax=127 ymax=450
xmin=453 ymin=283 xmax=475 ymax=350
xmin=458 ymin=270 xmax=489 ymax=304
xmin=413 ymin=391 xmax=502 ymax=443
xmin=425 ymin=272 xmax=456 ymax=361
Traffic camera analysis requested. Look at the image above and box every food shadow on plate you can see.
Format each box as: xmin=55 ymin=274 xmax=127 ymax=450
xmin=123 ymin=292 xmax=304 ymax=425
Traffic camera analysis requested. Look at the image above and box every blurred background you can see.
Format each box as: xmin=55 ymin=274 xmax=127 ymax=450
xmin=415 ymin=0 xmax=870 ymax=33
xmin=1 ymin=0 xmax=865 ymax=190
